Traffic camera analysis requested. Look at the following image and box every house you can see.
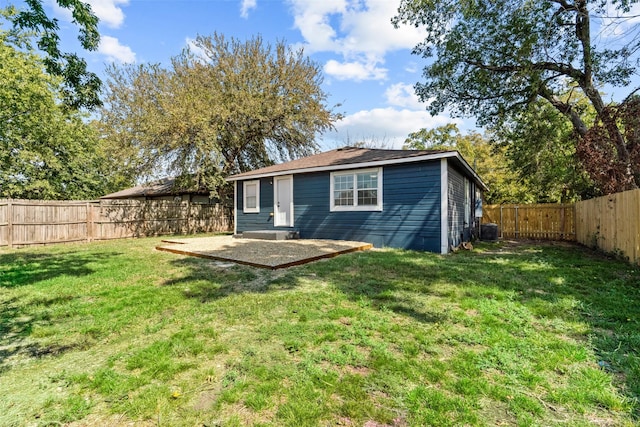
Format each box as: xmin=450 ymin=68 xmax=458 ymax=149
xmin=101 ymin=177 xmax=216 ymax=204
xmin=226 ymin=147 xmax=488 ymax=254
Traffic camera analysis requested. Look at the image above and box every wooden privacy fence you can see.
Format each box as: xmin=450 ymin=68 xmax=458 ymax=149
xmin=576 ymin=189 xmax=640 ymax=265
xmin=482 ymin=203 xmax=576 ymax=241
xmin=0 ymin=199 xmax=232 ymax=248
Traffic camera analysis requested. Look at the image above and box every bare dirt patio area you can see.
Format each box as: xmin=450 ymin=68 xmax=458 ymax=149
xmin=156 ymin=235 xmax=373 ymax=269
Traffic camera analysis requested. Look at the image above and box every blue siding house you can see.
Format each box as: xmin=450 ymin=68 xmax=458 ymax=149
xmin=227 ymin=147 xmax=487 ymax=254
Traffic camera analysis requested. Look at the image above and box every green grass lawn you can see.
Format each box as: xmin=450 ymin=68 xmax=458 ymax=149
xmin=0 ymin=236 xmax=639 ymax=426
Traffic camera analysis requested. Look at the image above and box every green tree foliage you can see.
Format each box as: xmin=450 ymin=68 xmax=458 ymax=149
xmin=403 ymin=124 xmax=526 ymax=203
xmin=393 ymin=0 xmax=640 ymax=194
xmin=403 ymin=124 xmax=460 ymax=150
xmin=3 ymin=1 xmax=101 ymax=109
xmin=99 ymin=33 xmax=340 ymax=200
xmin=0 ymin=30 xmax=119 ymax=199
xmin=579 ymin=96 xmax=640 ymax=194
xmin=494 ymin=97 xmax=599 ymax=203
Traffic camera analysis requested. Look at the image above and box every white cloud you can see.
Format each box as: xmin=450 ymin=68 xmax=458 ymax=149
xmin=51 ymin=0 xmax=129 ymax=29
xmin=287 ymin=0 xmax=425 ymax=82
xmin=288 ymin=0 xmax=423 ymax=55
xmin=596 ymin=3 xmax=640 ymax=46
xmin=240 ymin=0 xmax=257 ymax=18
xmin=99 ymin=36 xmax=135 ymax=63
xmin=186 ymin=37 xmax=208 ymax=61
xmin=404 ymin=62 xmax=419 ymax=73
xmin=602 ymin=4 xmax=640 ymax=26
xmin=288 ymin=0 xmax=347 ymax=53
xmin=323 ymin=107 xmax=459 ymax=149
xmin=384 ymin=83 xmax=425 ymax=109
xmin=86 ymin=0 xmax=128 ymax=28
xmin=324 ymin=59 xmax=387 ymax=81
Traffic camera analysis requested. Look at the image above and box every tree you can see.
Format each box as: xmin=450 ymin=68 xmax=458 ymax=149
xmin=0 ymin=29 xmax=119 ymax=199
xmin=579 ymin=96 xmax=640 ymax=194
xmin=3 ymin=1 xmax=101 ymax=109
xmin=403 ymin=123 xmax=460 ymax=150
xmin=494 ymin=96 xmax=598 ymax=202
xmin=393 ymin=0 xmax=640 ymax=194
xmin=99 ymin=33 xmax=340 ymax=200
xmin=403 ymin=124 xmax=527 ymax=203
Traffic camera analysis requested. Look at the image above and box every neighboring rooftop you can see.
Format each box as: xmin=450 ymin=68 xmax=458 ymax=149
xmin=227 ymin=147 xmax=487 ymax=190
xmin=101 ymin=177 xmax=209 ymax=199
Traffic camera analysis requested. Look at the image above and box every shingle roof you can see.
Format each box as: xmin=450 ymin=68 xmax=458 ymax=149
xmin=101 ymin=177 xmax=209 ymax=199
xmin=227 ymin=147 xmax=487 ymax=190
xmin=228 ymin=147 xmax=450 ymax=179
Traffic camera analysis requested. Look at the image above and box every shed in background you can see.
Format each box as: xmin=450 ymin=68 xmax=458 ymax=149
xmin=101 ymin=177 xmax=216 ymax=204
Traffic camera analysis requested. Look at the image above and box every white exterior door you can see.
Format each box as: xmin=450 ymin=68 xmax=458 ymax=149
xmin=274 ymin=175 xmax=293 ymax=227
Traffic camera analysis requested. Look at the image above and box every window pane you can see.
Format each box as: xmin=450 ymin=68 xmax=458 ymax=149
xmin=334 ymin=174 xmax=354 ymax=191
xmin=357 ymin=172 xmax=377 ymax=189
xmin=331 ymin=170 xmax=380 ymax=210
xmin=357 ymin=189 xmax=377 ymax=206
xmin=334 ymin=190 xmax=354 ymax=206
xmin=334 ymin=174 xmax=354 ymax=206
xmin=245 ymin=183 xmax=257 ymax=209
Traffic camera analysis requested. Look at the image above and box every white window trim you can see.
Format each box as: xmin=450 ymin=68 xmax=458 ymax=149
xmin=330 ymin=167 xmax=383 ymax=212
xmin=243 ymin=180 xmax=260 ymax=213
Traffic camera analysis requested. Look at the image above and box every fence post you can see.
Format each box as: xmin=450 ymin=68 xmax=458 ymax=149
xmin=86 ymin=202 xmax=93 ymax=242
xmin=143 ymin=200 xmax=148 ymax=236
xmin=514 ymin=205 xmax=519 ymax=239
xmin=560 ymin=206 xmax=566 ymax=240
xmin=7 ymin=199 xmax=13 ymax=249
xmin=188 ymin=202 xmax=194 ymax=234
xmin=499 ymin=205 xmax=503 ymax=238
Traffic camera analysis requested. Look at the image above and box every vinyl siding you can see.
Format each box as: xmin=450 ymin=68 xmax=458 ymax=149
xmin=236 ymin=177 xmax=276 ymax=230
xmin=447 ymin=164 xmax=471 ymax=247
xmin=236 ymin=161 xmax=442 ymax=252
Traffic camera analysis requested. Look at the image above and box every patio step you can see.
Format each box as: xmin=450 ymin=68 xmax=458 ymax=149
xmin=241 ymin=230 xmax=300 ymax=241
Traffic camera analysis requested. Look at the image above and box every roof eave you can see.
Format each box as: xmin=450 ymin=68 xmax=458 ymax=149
xmin=226 ymin=151 xmax=457 ymax=181
xmin=449 ymin=152 xmax=489 ymax=192
xmin=227 ymin=150 xmax=488 ymax=191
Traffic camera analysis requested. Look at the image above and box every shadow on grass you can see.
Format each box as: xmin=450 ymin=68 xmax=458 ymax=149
xmin=166 ymin=251 xmax=446 ymax=327
xmin=163 ymin=256 xmax=299 ymax=301
xmin=324 ymin=241 xmax=640 ymax=418
xmin=466 ymin=242 xmax=640 ymax=418
xmin=0 ymin=294 xmax=84 ymax=373
xmin=0 ymin=250 xmax=123 ymax=372
xmin=0 ymin=251 xmax=122 ymax=288
xmin=164 ymin=240 xmax=640 ymax=418
xmin=161 ymin=243 xmax=640 ymax=419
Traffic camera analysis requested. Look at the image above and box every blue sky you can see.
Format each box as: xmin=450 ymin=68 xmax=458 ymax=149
xmin=28 ymin=0 xmax=464 ymax=150
xmin=5 ymin=0 xmax=640 ymax=151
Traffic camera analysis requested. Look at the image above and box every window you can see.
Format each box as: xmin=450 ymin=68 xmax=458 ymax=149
xmin=243 ymin=180 xmax=260 ymax=213
xmin=330 ymin=168 xmax=382 ymax=211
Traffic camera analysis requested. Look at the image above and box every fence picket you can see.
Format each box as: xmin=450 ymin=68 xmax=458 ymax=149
xmin=482 ymin=203 xmax=576 ymax=241
xmin=575 ymin=189 xmax=640 ymax=265
xmin=0 ymin=199 xmax=231 ymax=248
